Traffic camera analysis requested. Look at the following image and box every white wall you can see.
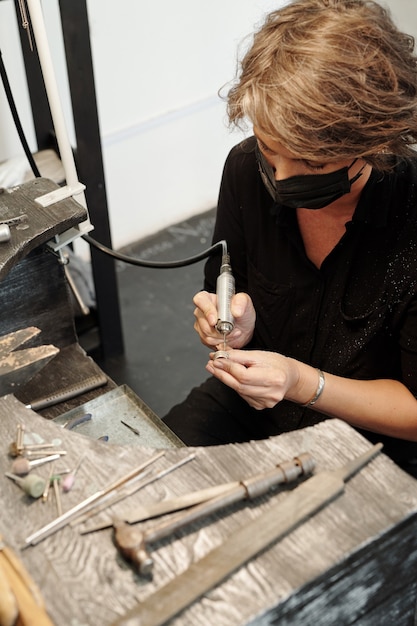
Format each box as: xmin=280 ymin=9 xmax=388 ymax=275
xmin=0 ymin=0 xmax=416 ymax=251
xmin=0 ymin=0 xmax=281 ymax=251
xmin=88 ymin=0 xmax=282 ymax=249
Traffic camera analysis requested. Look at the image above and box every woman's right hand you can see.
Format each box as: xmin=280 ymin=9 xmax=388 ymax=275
xmin=193 ymin=290 xmax=256 ymax=349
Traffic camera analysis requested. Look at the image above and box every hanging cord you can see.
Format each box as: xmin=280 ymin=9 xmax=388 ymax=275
xmin=0 ymin=45 xmax=226 ymax=267
xmin=0 ymin=48 xmax=41 ymax=178
xmin=82 ymin=234 xmax=226 ymax=268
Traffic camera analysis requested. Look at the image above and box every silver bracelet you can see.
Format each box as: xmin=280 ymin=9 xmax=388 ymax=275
xmin=301 ymin=369 xmax=325 ymax=407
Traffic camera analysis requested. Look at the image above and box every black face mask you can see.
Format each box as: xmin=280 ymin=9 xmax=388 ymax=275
xmin=256 ymin=146 xmax=366 ymax=210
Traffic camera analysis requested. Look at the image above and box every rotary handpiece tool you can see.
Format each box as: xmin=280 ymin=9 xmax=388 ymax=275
xmin=215 ymin=251 xmax=235 ymax=357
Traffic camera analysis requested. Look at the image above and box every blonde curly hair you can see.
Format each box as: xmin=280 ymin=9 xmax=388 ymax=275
xmin=227 ymin=0 xmax=417 ymax=170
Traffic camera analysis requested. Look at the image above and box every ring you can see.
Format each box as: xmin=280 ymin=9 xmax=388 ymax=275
xmin=213 ymin=350 xmax=230 ymax=360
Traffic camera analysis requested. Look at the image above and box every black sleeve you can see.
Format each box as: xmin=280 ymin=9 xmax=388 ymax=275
xmin=203 ymin=137 xmax=260 ymax=294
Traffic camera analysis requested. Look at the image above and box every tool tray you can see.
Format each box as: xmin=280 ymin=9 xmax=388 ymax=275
xmin=51 ymin=384 xmax=183 ymax=448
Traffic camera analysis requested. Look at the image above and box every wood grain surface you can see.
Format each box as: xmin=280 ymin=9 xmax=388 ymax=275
xmin=1 ymin=395 xmax=417 ymax=626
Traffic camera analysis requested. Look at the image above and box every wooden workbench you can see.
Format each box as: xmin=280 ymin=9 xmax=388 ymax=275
xmin=1 ymin=178 xmax=417 ymax=624
xmin=1 ymin=396 xmax=417 ymax=626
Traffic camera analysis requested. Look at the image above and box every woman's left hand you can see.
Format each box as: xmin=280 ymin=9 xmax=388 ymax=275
xmin=206 ymin=349 xmax=300 ymax=409
xmin=206 ymin=348 xmax=417 ymax=443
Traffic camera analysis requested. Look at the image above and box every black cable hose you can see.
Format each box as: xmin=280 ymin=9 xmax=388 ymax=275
xmin=83 ymin=233 xmax=225 ymax=268
xmin=0 ymin=45 xmax=225 ymax=268
xmin=0 ymin=48 xmax=41 ymax=178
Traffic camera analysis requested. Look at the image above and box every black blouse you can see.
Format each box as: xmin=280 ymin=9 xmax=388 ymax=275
xmin=203 ymin=137 xmax=417 ymax=460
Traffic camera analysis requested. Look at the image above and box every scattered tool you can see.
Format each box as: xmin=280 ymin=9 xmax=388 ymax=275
xmin=72 ymin=454 xmax=196 ymax=528
xmin=23 ymin=451 xmax=166 ymax=547
xmin=40 ymin=468 xmax=71 ymax=504
xmin=120 ymin=420 xmax=140 ymax=436
xmin=81 ymin=480 xmax=248 ymax=534
xmin=42 ymin=463 xmax=55 ymax=503
xmin=9 ymin=441 xmax=41 ymax=457
xmin=9 ymin=424 xmax=25 ymax=456
xmin=11 ymin=453 xmax=62 ymax=476
xmin=25 ymin=372 xmax=108 ymax=411
xmin=9 ymin=445 xmax=67 ymax=460
xmin=52 ymin=476 xmax=63 ymax=516
xmin=8 ymin=425 xmax=67 ymax=460
xmin=16 ymin=423 xmax=24 ymax=454
xmin=5 ymin=472 xmax=46 ymax=499
xmin=9 ymin=440 xmax=58 ymax=458
xmin=215 ymin=250 xmax=235 ymax=356
xmin=113 ymin=452 xmax=315 ymax=576
xmin=61 ymin=454 xmax=85 ymax=493
xmin=61 ymin=413 xmax=92 ymax=430
xmin=112 ymin=443 xmax=383 ymax=626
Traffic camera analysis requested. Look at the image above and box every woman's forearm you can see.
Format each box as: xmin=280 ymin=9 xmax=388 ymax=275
xmin=289 ymin=360 xmax=417 ymax=441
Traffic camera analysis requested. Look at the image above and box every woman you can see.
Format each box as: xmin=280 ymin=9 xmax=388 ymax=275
xmin=163 ymin=0 xmax=417 ymax=471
